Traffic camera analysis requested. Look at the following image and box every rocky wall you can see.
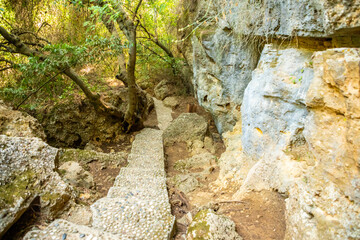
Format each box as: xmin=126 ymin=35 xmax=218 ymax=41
xmin=183 ymin=0 xmax=360 ymax=238
xmin=215 ymin=45 xmax=360 ymax=239
xmin=188 ymin=0 xmax=360 ymax=134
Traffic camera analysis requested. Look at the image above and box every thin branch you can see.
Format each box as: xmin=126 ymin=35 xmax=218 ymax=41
xmin=0 ymin=67 xmax=12 ymax=71
xmin=0 ymin=58 xmax=16 ymax=71
xmin=138 ymin=22 xmax=174 ymax=58
xmin=37 ymin=22 xmax=51 ymax=33
xmin=139 ymin=42 xmax=169 ymax=64
xmin=133 ymin=0 xmax=143 ymax=20
xmin=0 ymin=44 xmax=16 ymax=53
xmin=0 ymin=26 xmax=124 ymax=119
xmin=0 ymin=58 xmax=15 ymax=65
xmin=0 ymin=17 xmax=14 ymax=29
xmin=23 ymin=42 xmax=45 ymax=48
xmin=15 ymin=70 xmax=65 ymax=110
xmin=15 ymin=31 xmax=51 ymax=44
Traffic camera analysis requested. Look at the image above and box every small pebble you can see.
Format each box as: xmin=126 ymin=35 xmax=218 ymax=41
xmin=62 ymin=233 xmax=67 ymax=240
xmin=79 ymin=233 xmax=86 ymax=238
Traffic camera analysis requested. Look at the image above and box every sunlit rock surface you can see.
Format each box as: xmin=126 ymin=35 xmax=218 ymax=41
xmin=0 ymin=101 xmax=46 ymax=140
xmin=214 ymin=46 xmax=360 ymax=239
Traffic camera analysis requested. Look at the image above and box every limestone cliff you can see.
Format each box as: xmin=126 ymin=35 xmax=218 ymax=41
xmin=181 ymin=0 xmax=360 ymax=239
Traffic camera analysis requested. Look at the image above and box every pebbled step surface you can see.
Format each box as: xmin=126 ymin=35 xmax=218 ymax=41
xmin=107 ymin=186 xmax=168 ymax=199
xmin=91 ymin=198 xmax=174 ymax=239
xmin=24 ymin=101 xmax=175 ymax=240
xmin=23 ymin=219 xmax=123 ymax=240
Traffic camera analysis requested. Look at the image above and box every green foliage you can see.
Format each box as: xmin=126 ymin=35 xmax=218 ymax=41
xmin=0 ymin=34 xmax=126 ymax=107
xmin=0 ymin=0 xmax=184 ymax=109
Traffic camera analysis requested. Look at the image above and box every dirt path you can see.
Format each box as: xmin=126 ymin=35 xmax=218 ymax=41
xmin=161 ymin=96 xmax=286 ymax=240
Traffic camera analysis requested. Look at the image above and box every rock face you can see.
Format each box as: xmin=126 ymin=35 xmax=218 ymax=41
xmin=37 ymin=89 xmax=153 ymax=148
xmin=183 ymin=0 xmax=360 ymax=238
xmin=213 ymin=0 xmax=360 ymax=38
xmin=241 ymin=45 xmax=314 ymax=159
xmin=214 ymin=46 xmax=360 ymax=239
xmin=186 ymin=209 xmax=242 ymax=240
xmin=0 ymin=136 xmax=70 ymax=238
xmin=0 ymin=101 xmax=46 ymax=139
xmin=182 ymin=0 xmax=360 ymax=134
xmin=192 ymin=30 xmax=259 ymax=133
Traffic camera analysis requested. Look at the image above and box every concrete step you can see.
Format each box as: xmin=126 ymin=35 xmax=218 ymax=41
xmin=113 ymin=174 xmax=167 ymax=189
xmin=127 ymin=160 xmax=165 ymax=170
xmin=131 ymin=139 xmax=164 ymax=150
xmin=152 ymin=98 xmax=173 ymax=131
xmin=107 ymin=186 xmax=168 ymax=200
xmin=24 ymin=219 xmax=124 ymax=240
xmin=130 ymin=147 xmax=164 ymax=159
xmin=133 ymin=128 xmax=163 ymax=142
xmin=119 ymin=167 xmax=165 ymax=178
xmin=91 ymin=197 xmax=174 ymax=239
xmin=127 ymin=153 xmax=165 ymax=166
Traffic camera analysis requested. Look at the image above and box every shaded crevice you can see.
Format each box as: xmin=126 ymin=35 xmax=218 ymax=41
xmin=3 ymin=196 xmax=41 ymax=240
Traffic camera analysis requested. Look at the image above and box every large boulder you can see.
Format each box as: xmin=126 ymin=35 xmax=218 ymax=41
xmin=186 ymin=209 xmax=242 ymax=240
xmin=154 ymin=80 xmax=183 ymax=100
xmin=217 ymin=46 xmax=360 ymax=239
xmin=170 ymin=174 xmax=200 ymax=194
xmin=0 ymin=136 xmax=71 ymax=238
xmin=169 ymin=152 xmax=217 ymax=193
xmin=163 ymin=96 xmax=181 ymax=109
xmin=163 ymin=113 xmax=208 ymax=146
xmin=0 ymin=101 xmax=45 ymax=139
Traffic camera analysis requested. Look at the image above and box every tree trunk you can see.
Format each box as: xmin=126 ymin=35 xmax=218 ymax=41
xmin=96 ymin=1 xmax=128 ymax=84
xmin=123 ymin=25 xmax=138 ymax=131
xmin=110 ymin=1 xmax=143 ymax=131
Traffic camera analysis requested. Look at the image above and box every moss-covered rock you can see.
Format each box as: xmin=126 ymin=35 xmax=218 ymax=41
xmin=0 ymin=135 xmax=71 ymax=238
xmin=58 ymin=148 xmax=127 ymax=171
xmin=187 ymin=209 xmax=242 ymax=240
xmin=0 ymin=170 xmax=37 ymax=209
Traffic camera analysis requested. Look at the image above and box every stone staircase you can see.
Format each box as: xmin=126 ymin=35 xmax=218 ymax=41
xmin=24 ymin=99 xmax=175 ymax=240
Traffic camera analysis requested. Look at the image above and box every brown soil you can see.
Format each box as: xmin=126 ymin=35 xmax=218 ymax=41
xmin=143 ymin=107 xmax=159 ymax=129
xmin=77 ymin=140 xmax=131 ymax=204
xmin=165 ymin=96 xmax=286 ymax=240
xmin=218 ymin=191 xmax=286 ymax=240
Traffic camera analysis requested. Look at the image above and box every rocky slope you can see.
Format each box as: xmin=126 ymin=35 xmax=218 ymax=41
xmin=0 ymin=102 xmax=71 ymax=238
xmin=180 ymin=0 xmax=360 ymax=239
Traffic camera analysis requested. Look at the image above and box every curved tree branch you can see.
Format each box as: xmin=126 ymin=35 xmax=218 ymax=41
xmin=0 ymin=25 xmax=124 ymax=119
